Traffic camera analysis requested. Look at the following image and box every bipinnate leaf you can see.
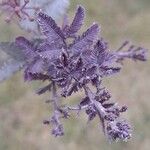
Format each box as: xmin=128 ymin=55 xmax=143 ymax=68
xmin=67 ymin=5 xmax=85 ymax=36
xmin=37 ymin=12 xmax=64 ymax=43
xmin=70 ymin=23 xmax=100 ymax=55
xmin=15 ymin=36 xmax=35 ymax=58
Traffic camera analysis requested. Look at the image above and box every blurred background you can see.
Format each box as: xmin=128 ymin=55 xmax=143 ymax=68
xmin=0 ymin=0 xmax=150 ymax=149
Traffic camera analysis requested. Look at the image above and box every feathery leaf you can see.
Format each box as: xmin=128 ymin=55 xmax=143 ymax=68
xmin=15 ymin=36 xmax=36 ymax=58
xmin=70 ymin=23 xmax=100 ymax=55
xmin=67 ymin=5 xmax=85 ymax=36
xmin=37 ymin=12 xmax=64 ymax=43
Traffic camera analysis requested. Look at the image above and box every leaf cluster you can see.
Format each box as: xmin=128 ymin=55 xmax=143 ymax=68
xmin=15 ymin=6 xmax=147 ymax=141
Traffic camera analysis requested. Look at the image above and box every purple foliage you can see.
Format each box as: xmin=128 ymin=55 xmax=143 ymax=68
xmin=15 ymin=6 xmax=147 ymax=141
xmin=64 ymin=6 xmax=85 ymax=37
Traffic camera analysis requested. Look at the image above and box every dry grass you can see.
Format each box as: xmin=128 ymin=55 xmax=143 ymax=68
xmin=0 ymin=0 xmax=150 ymax=149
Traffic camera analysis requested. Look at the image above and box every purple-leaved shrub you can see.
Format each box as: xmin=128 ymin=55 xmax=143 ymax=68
xmin=15 ymin=6 xmax=147 ymax=142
